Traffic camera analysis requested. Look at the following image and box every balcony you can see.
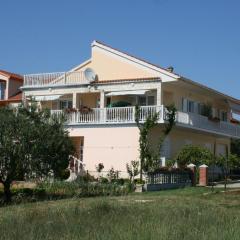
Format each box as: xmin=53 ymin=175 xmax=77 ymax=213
xmin=51 ymin=106 xmax=164 ymax=124
xmin=23 ymin=71 xmax=88 ymax=88
xmin=51 ymin=105 xmax=240 ymax=138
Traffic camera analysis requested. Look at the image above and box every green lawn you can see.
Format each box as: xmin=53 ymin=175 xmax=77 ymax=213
xmin=1 ymin=187 xmax=240 ymax=240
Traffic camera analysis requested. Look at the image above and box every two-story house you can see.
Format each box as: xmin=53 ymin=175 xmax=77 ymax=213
xmin=0 ymin=70 xmax=23 ymax=107
xmin=21 ymin=41 xmax=240 ymax=177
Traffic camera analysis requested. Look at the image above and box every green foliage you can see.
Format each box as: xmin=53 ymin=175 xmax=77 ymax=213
xmin=96 ymin=163 xmax=104 ymax=173
xmin=0 ymin=104 xmax=74 ymax=203
xmin=126 ymin=160 xmax=140 ymax=183
xmin=76 ymin=172 xmax=97 ymax=182
xmin=108 ymin=101 xmax=131 ymax=107
xmin=231 ymin=139 xmax=240 ymax=157
xmin=38 ymin=180 xmax=130 ymax=198
xmin=2 ymin=188 xmax=240 ymax=239
xmin=135 ymin=104 xmax=176 ymax=179
xmin=176 ymin=145 xmax=213 ymax=168
xmin=107 ymin=167 xmax=120 ymax=182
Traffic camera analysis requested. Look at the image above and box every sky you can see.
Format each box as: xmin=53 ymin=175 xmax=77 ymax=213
xmin=0 ymin=0 xmax=240 ymax=98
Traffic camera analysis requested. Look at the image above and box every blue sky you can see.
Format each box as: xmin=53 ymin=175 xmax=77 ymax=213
xmin=0 ymin=0 xmax=240 ymax=98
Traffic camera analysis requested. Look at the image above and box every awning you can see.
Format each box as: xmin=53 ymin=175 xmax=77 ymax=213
xmin=34 ymin=95 xmax=62 ymax=101
xmin=232 ymin=112 xmax=240 ymax=121
xmin=106 ymin=90 xmax=148 ymax=97
xmin=228 ymin=101 xmax=240 ymax=114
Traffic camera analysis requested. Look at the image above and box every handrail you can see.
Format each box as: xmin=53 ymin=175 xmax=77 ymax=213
xmin=24 ymin=71 xmax=89 ymax=87
xmin=50 ymin=106 xmax=240 ymax=138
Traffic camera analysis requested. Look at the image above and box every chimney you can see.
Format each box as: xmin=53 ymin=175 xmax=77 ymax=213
xmin=166 ymin=66 xmax=174 ymax=73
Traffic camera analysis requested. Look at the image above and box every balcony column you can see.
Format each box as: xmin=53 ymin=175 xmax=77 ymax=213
xmin=156 ymin=84 xmax=163 ymax=106
xmin=100 ymin=90 xmax=105 ymax=108
xmin=157 ymin=84 xmax=164 ymax=122
xmin=100 ymin=90 xmax=106 ymax=123
xmin=72 ymin=92 xmax=77 ymax=109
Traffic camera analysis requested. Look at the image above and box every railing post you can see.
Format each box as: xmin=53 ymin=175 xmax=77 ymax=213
xmin=64 ymin=72 xmax=67 ymax=84
xmin=101 ymin=108 xmax=106 ymax=123
xmin=199 ymin=164 xmax=208 ymax=186
xmin=160 ymin=105 xmax=164 ymax=122
xmin=132 ymin=106 xmax=136 ymax=123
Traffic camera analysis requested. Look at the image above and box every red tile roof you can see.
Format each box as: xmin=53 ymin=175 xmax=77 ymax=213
xmin=8 ymin=92 xmax=22 ymax=101
xmin=0 ymin=70 xmax=23 ymax=81
xmin=0 ymin=92 xmax=22 ymax=106
xmin=92 ymin=77 xmax=160 ymax=84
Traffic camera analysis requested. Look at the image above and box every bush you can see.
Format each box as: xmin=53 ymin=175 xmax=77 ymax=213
xmin=76 ymin=173 xmax=97 ymax=182
xmin=134 ymin=178 xmax=145 ymax=184
xmin=59 ymin=169 xmax=70 ymax=180
xmin=109 ymin=101 xmax=131 ymax=107
xmin=176 ymin=144 xmax=213 ymax=168
xmin=99 ymin=177 xmax=109 ymax=184
xmin=37 ymin=180 xmax=131 ymax=199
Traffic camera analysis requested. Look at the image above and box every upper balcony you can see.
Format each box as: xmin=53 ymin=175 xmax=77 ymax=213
xmin=23 ymin=71 xmax=89 ymax=88
xmin=51 ymin=105 xmax=240 ymax=139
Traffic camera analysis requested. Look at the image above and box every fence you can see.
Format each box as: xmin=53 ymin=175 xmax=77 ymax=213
xmin=145 ymin=170 xmax=192 ymax=191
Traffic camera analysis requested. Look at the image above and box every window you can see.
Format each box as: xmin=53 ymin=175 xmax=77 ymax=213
xmin=220 ymin=111 xmax=228 ymax=122
xmin=0 ymin=82 xmax=5 ymax=100
xmin=59 ymin=100 xmax=72 ymax=109
xmin=147 ymin=96 xmax=155 ymax=105
xmin=137 ymin=95 xmax=155 ymax=106
xmin=106 ymin=97 xmax=111 ymax=106
xmin=138 ymin=96 xmax=146 ymax=106
xmin=204 ymin=143 xmax=212 ymax=151
xmin=188 ymin=100 xmax=195 ymax=113
xmin=182 ymin=98 xmax=197 ymax=113
xmin=182 ymin=98 xmax=188 ymax=112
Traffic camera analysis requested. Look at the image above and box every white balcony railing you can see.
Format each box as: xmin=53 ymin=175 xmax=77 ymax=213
xmin=23 ymin=71 xmax=89 ymax=87
xmin=176 ymin=111 xmax=240 ymax=138
xmin=51 ymin=106 xmax=164 ymax=125
xmin=51 ymin=105 xmax=240 ymax=138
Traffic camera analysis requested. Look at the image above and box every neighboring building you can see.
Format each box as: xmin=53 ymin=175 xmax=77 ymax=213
xmin=0 ymin=70 xmax=23 ymax=107
xmin=21 ymin=41 xmax=240 ymax=177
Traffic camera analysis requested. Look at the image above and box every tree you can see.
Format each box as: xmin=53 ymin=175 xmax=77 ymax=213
xmin=135 ymin=104 xmax=176 ymax=180
xmin=126 ymin=160 xmax=140 ymax=183
xmin=231 ymin=139 xmax=240 ymax=157
xmin=175 ymin=144 xmax=213 ymax=168
xmin=0 ymin=105 xmax=74 ymax=203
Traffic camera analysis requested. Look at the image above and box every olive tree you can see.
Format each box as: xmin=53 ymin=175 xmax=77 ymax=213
xmin=0 ymin=105 xmax=74 ymax=203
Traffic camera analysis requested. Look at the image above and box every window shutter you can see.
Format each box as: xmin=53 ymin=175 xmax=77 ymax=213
xmin=194 ymin=102 xmax=199 ymax=114
xmin=182 ymin=98 xmax=188 ymax=112
xmin=212 ymin=108 xmax=216 ymax=118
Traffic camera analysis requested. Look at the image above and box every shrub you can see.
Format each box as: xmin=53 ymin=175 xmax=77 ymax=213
xmin=59 ymin=169 xmax=70 ymax=180
xmin=76 ymin=173 xmax=97 ymax=182
xmin=176 ymin=144 xmax=213 ymax=168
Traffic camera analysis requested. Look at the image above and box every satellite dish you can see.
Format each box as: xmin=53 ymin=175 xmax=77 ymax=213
xmin=84 ymin=68 xmax=96 ymax=82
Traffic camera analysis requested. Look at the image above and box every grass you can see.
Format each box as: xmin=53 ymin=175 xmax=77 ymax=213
xmin=0 ymin=187 xmax=240 ymax=240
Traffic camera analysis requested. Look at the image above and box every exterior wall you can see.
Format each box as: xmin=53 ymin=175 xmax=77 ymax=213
xmin=149 ymin=126 xmax=230 ymax=160
xmin=75 ymin=47 xmax=156 ymax=81
xmin=79 ymin=93 xmax=99 ymax=108
xmin=67 ymin=125 xmax=140 ymax=177
xmin=8 ymin=79 xmax=22 ymax=98
xmin=163 ymin=83 xmax=230 ymax=119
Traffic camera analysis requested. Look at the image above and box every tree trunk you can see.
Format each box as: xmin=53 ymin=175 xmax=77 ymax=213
xmin=3 ymin=182 xmax=11 ymax=203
